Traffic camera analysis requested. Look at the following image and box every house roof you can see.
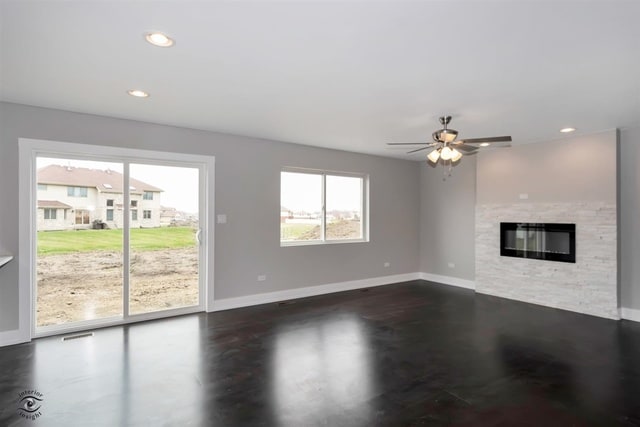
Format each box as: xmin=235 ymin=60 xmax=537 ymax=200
xmin=37 ymin=200 xmax=72 ymax=209
xmin=37 ymin=165 xmax=163 ymax=193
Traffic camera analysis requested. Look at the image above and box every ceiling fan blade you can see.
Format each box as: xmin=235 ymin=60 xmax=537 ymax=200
xmin=407 ymin=146 xmax=432 ymax=154
xmin=456 ymin=136 xmax=512 ymax=145
xmin=454 ymin=144 xmax=479 ymax=153
xmin=387 ymin=142 xmax=434 ymax=146
xmin=482 ymin=141 xmax=512 ymax=148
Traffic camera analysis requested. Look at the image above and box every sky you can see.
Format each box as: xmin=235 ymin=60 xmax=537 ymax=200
xmin=281 ymin=172 xmax=362 ymax=212
xmin=37 ymin=157 xmax=200 ymax=213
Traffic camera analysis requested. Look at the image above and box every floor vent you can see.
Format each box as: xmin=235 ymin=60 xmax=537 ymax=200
xmin=62 ymin=332 xmax=94 ymax=341
xmin=278 ymin=301 xmax=296 ymax=306
xmin=360 ymin=288 xmax=370 ymax=292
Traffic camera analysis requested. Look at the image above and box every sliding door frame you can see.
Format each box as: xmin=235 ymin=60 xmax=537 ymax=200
xmin=19 ymin=138 xmax=215 ymax=340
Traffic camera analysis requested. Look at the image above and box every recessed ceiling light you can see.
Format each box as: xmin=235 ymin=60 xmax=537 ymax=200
xmin=145 ymin=32 xmax=174 ymax=47
xmin=479 ymin=142 xmax=490 ymax=147
xmin=560 ymin=127 xmax=576 ymax=133
xmin=127 ymin=89 xmax=149 ymax=98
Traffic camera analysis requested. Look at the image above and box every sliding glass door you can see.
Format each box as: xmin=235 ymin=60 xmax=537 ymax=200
xmin=33 ymin=152 xmax=207 ymax=336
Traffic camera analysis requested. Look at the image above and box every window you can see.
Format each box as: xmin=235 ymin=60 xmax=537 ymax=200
xmin=143 ymin=210 xmax=152 ymax=219
xmin=67 ymin=186 xmax=88 ymax=197
xmin=44 ymin=208 xmax=57 ymax=220
xmin=280 ymin=169 xmax=367 ymax=245
xmin=132 ymin=209 xmax=138 ymax=221
xmin=106 ymin=199 xmax=114 ymax=207
xmin=131 ymin=200 xmax=138 ymax=207
xmin=143 ymin=191 xmax=153 ymax=200
xmin=106 ymin=209 xmax=114 ymax=221
xmin=38 ymin=184 xmax=47 ymax=190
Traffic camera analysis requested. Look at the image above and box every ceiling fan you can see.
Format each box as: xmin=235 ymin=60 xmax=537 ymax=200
xmin=388 ymin=115 xmax=512 ymax=164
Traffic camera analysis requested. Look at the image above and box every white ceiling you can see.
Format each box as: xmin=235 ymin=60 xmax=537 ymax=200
xmin=1 ymin=1 xmax=639 ymax=159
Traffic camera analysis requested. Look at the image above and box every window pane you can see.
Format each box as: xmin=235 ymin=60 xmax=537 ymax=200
xmin=281 ymin=172 xmax=322 ymax=242
xmin=326 ymin=175 xmax=362 ymax=240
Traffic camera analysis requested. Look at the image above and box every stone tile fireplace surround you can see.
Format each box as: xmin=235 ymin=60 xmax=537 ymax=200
xmin=476 ymin=202 xmax=618 ymax=319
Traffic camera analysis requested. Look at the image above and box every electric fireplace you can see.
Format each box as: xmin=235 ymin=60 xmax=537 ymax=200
xmin=500 ymin=222 xmax=576 ymax=263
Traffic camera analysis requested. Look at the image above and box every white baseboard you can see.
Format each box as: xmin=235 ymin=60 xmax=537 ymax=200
xmin=212 ymin=272 xmax=421 ymax=312
xmin=419 ymin=272 xmax=476 ymax=290
xmin=0 ymin=328 xmax=29 ymax=347
xmin=621 ymin=307 xmax=640 ymax=322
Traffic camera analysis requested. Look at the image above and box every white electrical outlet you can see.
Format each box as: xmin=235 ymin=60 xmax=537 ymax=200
xmin=384 ymin=262 xmax=390 ymax=268
xmin=448 ymin=262 xmax=455 ymax=268
xmin=257 ymin=275 xmax=266 ymax=282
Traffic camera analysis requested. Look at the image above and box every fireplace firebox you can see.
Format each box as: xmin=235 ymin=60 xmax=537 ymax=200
xmin=500 ymin=222 xmax=576 ymax=263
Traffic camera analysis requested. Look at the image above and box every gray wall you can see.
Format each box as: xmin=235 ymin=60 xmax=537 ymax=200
xmin=620 ymin=126 xmax=640 ymax=311
xmin=419 ymin=158 xmax=476 ymax=280
xmin=477 ymin=130 xmax=617 ymax=204
xmin=0 ymin=102 xmax=421 ymax=332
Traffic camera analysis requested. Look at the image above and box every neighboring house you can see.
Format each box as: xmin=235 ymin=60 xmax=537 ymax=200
xmin=280 ymin=206 xmax=292 ymax=223
xmin=159 ymin=206 xmax=181 ymax=226
xmin=37 ymin=165 xmax=162 ymax=231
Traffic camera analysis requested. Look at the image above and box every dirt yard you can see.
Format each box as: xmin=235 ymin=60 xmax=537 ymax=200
xmin=37 ymin=247 xmax=198 ymax=327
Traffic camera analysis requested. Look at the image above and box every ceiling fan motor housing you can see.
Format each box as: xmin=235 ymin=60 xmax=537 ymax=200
xmin=432 ymin=128 xmax=458 ymax=143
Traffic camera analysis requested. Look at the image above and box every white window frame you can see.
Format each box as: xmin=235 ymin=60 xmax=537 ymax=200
xmin=280 ymin=167 xmax=369 ymax=247
xmin=18 ymin=138 xmax=215 ymax=342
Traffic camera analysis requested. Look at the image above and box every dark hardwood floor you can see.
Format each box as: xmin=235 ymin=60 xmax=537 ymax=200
xmin=1 ymin=280 xmax=640 ymax=426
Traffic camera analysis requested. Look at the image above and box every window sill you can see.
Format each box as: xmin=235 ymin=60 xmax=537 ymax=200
xmin=280 ymin=239 xmax=368 ymax=247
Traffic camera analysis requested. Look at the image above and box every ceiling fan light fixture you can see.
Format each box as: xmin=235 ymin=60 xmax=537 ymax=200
xmin=479 ymin=142 xmax=490 ymax=147
xmin=560 ymin=127 xmax=576 ymax=133
xmin=427 ymin=148 xmax=441 ymax=163
xmin=451 ymin=148 xmax=463 ymax=162
xmin=440 ymin=146 xmax=453 ymax=161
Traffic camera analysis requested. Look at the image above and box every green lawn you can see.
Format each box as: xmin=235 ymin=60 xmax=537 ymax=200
xmin=37 ymin=227 xmax=197 ymax=255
